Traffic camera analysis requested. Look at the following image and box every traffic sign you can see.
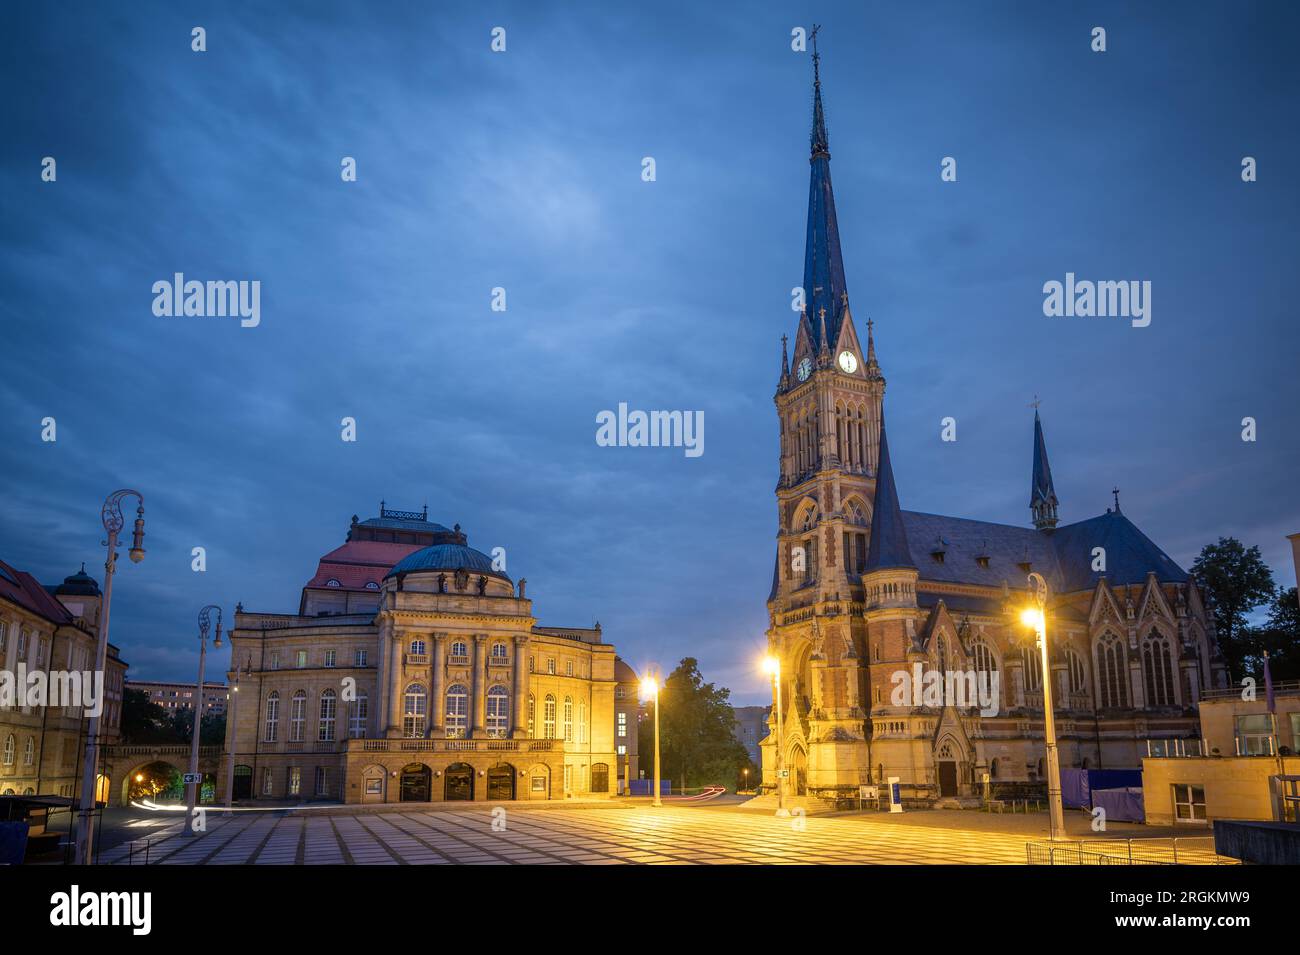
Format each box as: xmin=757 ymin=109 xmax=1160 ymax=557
xmin=183 ymin=773 xmax=203 ymax=784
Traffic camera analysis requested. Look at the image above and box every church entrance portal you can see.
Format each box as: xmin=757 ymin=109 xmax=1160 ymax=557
xmin=938 ymin=760 xmax=958 ymax=797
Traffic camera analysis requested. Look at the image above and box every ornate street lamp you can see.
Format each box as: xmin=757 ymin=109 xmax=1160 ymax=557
xmin=184 ymin=605 xmax=223 ymax=836
xmin=762 ymin=655 xmax=789 ymax=817
xmin=75 ymin=489 xmax=145 ymax=866
xmin=1020 ymin=571 xmax=1066 ymax=841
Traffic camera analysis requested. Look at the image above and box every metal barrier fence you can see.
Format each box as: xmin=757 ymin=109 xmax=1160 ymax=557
xmin=1025 ymin=836 xmax=1235 ymax=865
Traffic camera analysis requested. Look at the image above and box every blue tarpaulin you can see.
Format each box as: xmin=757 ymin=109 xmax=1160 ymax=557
xmin=627 ymin=779 xmax=671 ymax=796
xmin=1059 ymin=768 xmax=1142 ymax=808
xmin=1092 ymin=787 xmax=1145 ymax=823
xmin=0 ymin=822 xmax=29 ymax=865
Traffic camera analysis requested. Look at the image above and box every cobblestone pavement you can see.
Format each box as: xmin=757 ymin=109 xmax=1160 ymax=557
xmin=96 ymin=803 xmax=1225 ymax=865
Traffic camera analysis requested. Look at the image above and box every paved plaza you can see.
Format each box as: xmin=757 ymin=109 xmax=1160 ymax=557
xmin=94 ymin=802 xmax=1226 ymax=865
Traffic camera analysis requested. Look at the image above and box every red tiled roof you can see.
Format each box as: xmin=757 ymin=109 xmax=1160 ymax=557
xmin=0 ymin=558 xmax=75 ymax=625
xmin=303 ymin=540 xmax=423 ymax=591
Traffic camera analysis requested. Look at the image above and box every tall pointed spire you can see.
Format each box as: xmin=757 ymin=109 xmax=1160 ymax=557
xmin=1030 ymin=406 xmax=1060 ymax=530
xmin=864 ymin=411 xmax=915 ymax=572
xmin=801 ymin=27 xmax=848 ymax=355
xmin=865 ymin=316 xmax=881 ymax=378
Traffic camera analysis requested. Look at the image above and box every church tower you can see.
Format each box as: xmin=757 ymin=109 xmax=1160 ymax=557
xmin=765 ymin=34 xmax=881 ymax=796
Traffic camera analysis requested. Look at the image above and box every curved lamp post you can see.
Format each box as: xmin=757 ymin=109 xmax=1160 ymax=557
xmin=75 ymin=489 xmax=145 ymax=866
xmin=1020 ymin=571 xmax=1066 ymax=841
xmin=184 ymin=605 xmax=223 ymax=836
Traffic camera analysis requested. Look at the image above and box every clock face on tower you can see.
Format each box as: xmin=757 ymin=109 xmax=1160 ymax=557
xmin=796 ymin=357 xmax=812 ymax=381
xmin=838 ymin=350 xmax=858 ymax=374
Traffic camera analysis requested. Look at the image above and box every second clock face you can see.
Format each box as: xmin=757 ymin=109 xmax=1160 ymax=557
xmin=838 ymin=350 xmax=858 ymax=373
xmin=796 ymin=357 xmax=812 ymax=381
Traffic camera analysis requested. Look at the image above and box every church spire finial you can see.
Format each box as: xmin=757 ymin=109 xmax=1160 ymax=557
xmin=810 ymin=24 xmax=828 ymax=157
xmin=1030 ymin=403 xmax=1060 ymax=531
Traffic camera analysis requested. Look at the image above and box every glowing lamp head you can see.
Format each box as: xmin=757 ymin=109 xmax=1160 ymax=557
xmin=1020 ymin=608 xmax=1044 ymax=630
xmin=128 ymin=507 xmax=146 ymax=563
xmin=761 ymin=655 xmax=780 ymax=677
xmin=640 ymin=676 xmax=659 ymax=699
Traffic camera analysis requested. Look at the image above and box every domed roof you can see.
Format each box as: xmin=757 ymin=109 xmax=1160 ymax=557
xmin=54 ymin=563 xmax=101 ymax=597
xmin=386 ymin=544 xmax=510 ymax=582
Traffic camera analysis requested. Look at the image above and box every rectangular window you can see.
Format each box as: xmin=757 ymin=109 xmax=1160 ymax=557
xmin=324 ymin=650 xmax=336 ymax=668
xmin=315 ymin=767 xmax=329 ymax=797
xmin=618 ymin=712 xmax=627 ymax=738
xmin=354 ymin=649 xmax=368 ymax=667
xmin=1172 ymin=784 xmax=1206 ymax=823
xmin=365 ymin=778 xmax=382 ymax=795
xmin=548 ymin=658 xmax=556 ymax=675
xmin=319 ymin=694 xmax=337 ymax=741
xmin=262 ymin=767 xmax=274 ymax=796
xmin=288 ymin=766 xmax=301 ymax=796
xmin=296 ymin=650 xmax=308 ymax=668
xmin=1235 ymin=714 xmax=1274 ymax=756
xmin=270 ymin=651 xmax=279 ymax=670
xmin=617 ymin=744 xmax=627 ymax=756
xmin=349 ymin=697 xmax=368 ymax=739
xmin=566 ymin=660 xmax=574 ymax=677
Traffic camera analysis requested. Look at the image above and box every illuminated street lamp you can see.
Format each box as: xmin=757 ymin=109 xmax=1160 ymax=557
xmin=75 ymin=489 xmax=146 ymax=866
xmin=1021 ymin=572 xmax=1066 ymax=841
xmin=762 ymin=655 xmax=789 ymax=817
xmin=640 ymin=675 xmax=661 ymax=807
xmin=184 ymin=605 xmax=223 ymax=836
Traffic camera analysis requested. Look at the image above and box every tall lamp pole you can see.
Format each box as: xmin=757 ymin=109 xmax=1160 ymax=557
xmin=223 ymin=661 xmax=242 ymax=810
xmin=763 ymin=656 xmax=788 ymax=817
xmin=184 ymin=605 xmax=223 ymax=836
xmin=75 ymin=489 xmax=145 ymax=866
xmin=1021 ymin=572 xmax=1066 ymax=841
xmin=640 ymin=676 xmax=661 ymax=807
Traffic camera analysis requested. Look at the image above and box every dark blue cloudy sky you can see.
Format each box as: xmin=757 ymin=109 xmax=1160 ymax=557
xmin=2 ymin=1 xmax=1297 ymax=704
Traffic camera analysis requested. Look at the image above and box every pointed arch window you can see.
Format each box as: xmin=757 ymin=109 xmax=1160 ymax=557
xmin=1068 ymin=650 xmax=1087 ymax=694
xmin=1097 ymin=633 xmax=1128 ymax=708
xmin=973 ymin=639 xmax=999 ymax=678
xmin=1143 ymin=631 xmax=1176 ymax=707
xmin=1021 ymin=646 xmax=1042 ymax=692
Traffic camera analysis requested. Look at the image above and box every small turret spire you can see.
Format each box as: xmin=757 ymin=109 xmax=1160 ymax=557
xmin=1030 ymin=404 xmax=1060 ymax=530
xmin=864 ymin=411 xmax=915 ymax=572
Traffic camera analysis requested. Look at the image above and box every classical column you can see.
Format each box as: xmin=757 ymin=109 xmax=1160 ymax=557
xmin=472 ymin=634 xmax=488 ymax=735
xmin=431 ymin=633 xmax=446 ymax=736
xmin=386 ymin=630 xmax=403 ymax=737
xmin=512 ymin=635 xmax=530 ymax=738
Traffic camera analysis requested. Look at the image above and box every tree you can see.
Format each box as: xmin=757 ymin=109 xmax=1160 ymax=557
xmin=638 ymin=658 xmax=751 ymax=792
xmin=1190 ymin=537 xmax=1275 ymax=678
xmin=1241 ymin=587 xmax=1300 ymax=683
xmin=171 ymin=708 xmax=226 ymax=746
xmin=120 ymin=688 xmax=174 ymax=743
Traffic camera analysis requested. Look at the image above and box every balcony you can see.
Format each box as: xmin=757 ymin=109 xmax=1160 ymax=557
xmin=349 ymin=738 xmax=558 ymax=754
xmin=405 ymin=653 xmax=429 ymax=666
xmin=448 ymin=655 xmax=470 ymax=667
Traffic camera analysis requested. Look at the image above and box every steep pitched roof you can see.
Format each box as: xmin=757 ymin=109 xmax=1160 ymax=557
xmin=864 ymin=415 xmax=915 ymax=572
xmin=1030 ymin=410 xmax=1058 ymax=509
xmin=802 ymin=46 xmax=849 ymax=353
xmin=0 ymin=558 xmax=75 ymax=625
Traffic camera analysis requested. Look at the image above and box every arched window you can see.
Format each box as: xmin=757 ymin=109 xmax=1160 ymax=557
xmin=491 ymin=642 xmax=508 ymax=662
xmin=318 ymin=689 xmax=337 ymax=741
xmin=23 ymin=737 xmax=34 ymax=766
xmin=527 ymin=694 xmax=535 ymax=738
xmin=1 ymin=735 xmax=13 ymax=766
xmin=450 ymin=641 xmax=468 ymax=659
xmin=403 ymin=684 xmax=427 ymax=738
xmin=543 ymin=695 xmax=557 ymax=739
xmin=445 ymin=684 xmax=468 ymax=738
xmin=936 ymin=635 xmax=951 ymax=675
xmin=563 ymin=697 xmax=574 ymax=742
xmin=1097 ymin=633 xmax=1128 ymax=708
xmin=1143 ymin=631 xmax=1176 ymax=707
xmin=289 ymin=691 xmax=306 ymax=742
xmin=486 ymin=686 xmax=509 ymax=737
xmin=349 ymin=692 xmax=368 ymax=739
xmin=990 ymin=758 xmax=999 ymax=779
xmin=410 ymin=638 xmax=426 ymax=656
xmin=1068 ymin=650 xmax=1087 ymax=694
xmin=1021 ymin=646 xmax=1042 ymax=692
xmin=973 ymin=639 xmax=999 ymax=677
xmin=264 ymin=692 xmax=279 ymax=742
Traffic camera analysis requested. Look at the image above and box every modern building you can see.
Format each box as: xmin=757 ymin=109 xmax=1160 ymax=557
xmin=0 ymin=560 xmax=126 ymax=799
xmin=613 ymin=657 xmax=640 ymax=791
xmin=221 ymin=504 xmax=618 ymax=804
xmin=761 ymin=46 xmax=1228 ymax=806
xmin=126 ymin=680 xmax=228 ymax=717
xmin=732 ymin=705 xmax=770 ymax=766
xmin=1142 ymin=680 xmax=1300 ymax=825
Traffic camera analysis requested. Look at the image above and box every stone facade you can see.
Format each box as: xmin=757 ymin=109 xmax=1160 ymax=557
xmin=219 ymin=509 xmax=617 ymax=804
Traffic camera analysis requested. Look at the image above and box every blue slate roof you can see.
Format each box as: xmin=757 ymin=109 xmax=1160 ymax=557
xmin=900 ymin=508 xmax=1187 ymax=594
xmin=802 ymin=53 xmax=848 ymax=353
xmin=864 ymin=415 xmax=915 ymax=572
xmin=357 ymin=516 xmax=451 ymax=533
xmin=386 ymin=544 xmax=510 ymax=581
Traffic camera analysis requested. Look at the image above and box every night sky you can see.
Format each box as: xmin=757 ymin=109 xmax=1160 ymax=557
xmin=2 ymin=1 xmax=1297 ymax=705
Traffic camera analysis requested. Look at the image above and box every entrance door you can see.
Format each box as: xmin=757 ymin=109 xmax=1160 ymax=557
xmin=400 ymin=764 xmax=431 ymax=802
xmin=938 ymin=760 xmax=958 ymax=797
xmin=486 ymin=765 xmax=515 ymax=801
xmin=233 ymin=765 xmax=253 ymax=800
xmin=445 ymin=763 xmax=474 ymax=801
